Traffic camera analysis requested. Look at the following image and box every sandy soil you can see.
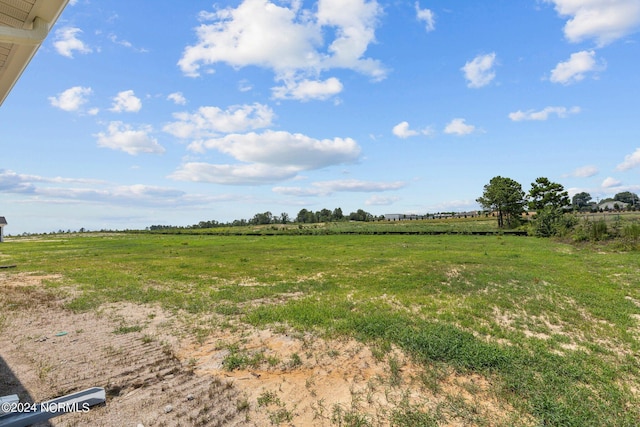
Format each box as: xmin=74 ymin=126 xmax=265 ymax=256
xmin=0 ymin=272 xmax=526 ymax=426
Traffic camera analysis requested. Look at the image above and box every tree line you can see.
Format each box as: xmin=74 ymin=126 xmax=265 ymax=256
xmin=148 ymin=208 xmax=382 ymax=231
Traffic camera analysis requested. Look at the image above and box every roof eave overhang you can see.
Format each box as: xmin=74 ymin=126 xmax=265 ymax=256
xmin=0 ymin=0 xmax=70 ymax=106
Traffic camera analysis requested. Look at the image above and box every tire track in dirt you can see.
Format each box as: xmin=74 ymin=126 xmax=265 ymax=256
xmin=0 ymin=273 xmax=251 ymax=426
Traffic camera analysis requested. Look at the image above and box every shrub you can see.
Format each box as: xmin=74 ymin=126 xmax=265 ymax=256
xmin=529 ymin=207 xmax=576 ymax=237
xmin=591 ymin=220 xmax=608 ymax=241
xmin=623 ymin=223 xmax=640 ymax=245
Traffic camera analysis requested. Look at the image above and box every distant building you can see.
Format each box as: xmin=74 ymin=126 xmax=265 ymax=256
xmin=598 ymin=201 xmax=628 ymax=211
xmin=385 ymin=211 xmax=481 ymax=221
xmin=384 ymin=214 xmax=424 ymax=221
xmin=0 ymin=217 xmax=6 ymax=242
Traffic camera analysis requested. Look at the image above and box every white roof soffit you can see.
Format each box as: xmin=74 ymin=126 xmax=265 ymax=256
xmin=0 ymin=0 xmax=70 ymax=106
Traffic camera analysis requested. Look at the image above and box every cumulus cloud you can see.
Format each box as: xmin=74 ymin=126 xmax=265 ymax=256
xmin=415 ymin=2 xmax=435 ymax=32
xmin=167 ymin=92 xmax=187 ymax=105
xmin=571 ymin=165 xmax=599 ymax=178
xmin=392 ymin=121 xmax=433 ymax=139
xmin=316 ymin=0 xmax=385 ymax=77
xmin=190 ymin=130 xmax=361 ymax=169
xmin=163 ymin=103 xmax=274 ymax=139
xmin=392 ymin=121 xmax=417 ymax=138
xmin=179 ymin=0 xmax=319 ymax=77
xmin=602 ymin=177 xmax=622 ymax=188
xmin=170 ymin=131 xmax=362 ymax=185
xmin=53 ymin=27 xmax=92 ymax=58
xmin=95 ymin=122 xmax=165 ymax=155
xmin=49 ymin=86 xmax=92 ymax=112
xmin=273 ymin=179 xmax=405 ymax=196
xmin=110 ymin=90 xmax=142 ymax=113
xmin=178 ymin=0 xmax=386 ymax=99
xmin=272 ymin=77 xmax=343 ymax=101
xmin=462 ymin=53 xmax=496 ymax=88
xmin=550 ymin=50 xmax=603 ymax=85
xmin=545 ymin=0 xmax=640 ymax=46
xmin=444 ymin=118 xmax=476 ymax=136
xmin=616 ymin=148 xmax=640 ymax=171
xmin=508 ymin=106 xmax=580 ymax=121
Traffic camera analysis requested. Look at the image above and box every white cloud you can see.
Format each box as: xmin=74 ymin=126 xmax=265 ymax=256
xmin=550 ymin=50 xmax=603 ymax=85
xmin=415 ymin=2 xmax=435 ymax=32
xmin=167 ymin=92 xmax=187 ymax=105
xmin=393 ymin=121 xmax=417 ymax=138
xmin=53 ymin=27 xmax=92 ymax=58
xmin=48 ymin=86 xmax=92 ymax=112
xmin=163 ymin=103 xmax=274 ymax=139
xmin=170 ymin=130 xmax=361 ymax=185
xmin=178 ymin=0 xmax=319 ymax=77
xmin=508 ymin=106 xmax=581 ymax=121
xmin=169 ymin=163 xmax=299 ymax=185
xmin=190 ymin=130 xmax=361 ymax=170
xmin=616 ymin=148 xmax=640 ymax=171
xmin=316 ymin=0 xmax=385 ymax=78
xmin=95 ymin=122 xmax=165 ymax=155
xmin=462 ymin=53 xmax=496 ymax=88
xmin=571 ymin=165 xmax=599 ymax=178
xmin=392 ymin=121 xmax=433 ymax=139
xmin=272 ymin=77 xmax=343 ymax=101
xmin=444 ymin=118 xmax=476 ymax=136
xmin=273 ymin=179 xmax=405 ymax=196
xmin=178 ymin=0 xmax=386 ymax=95
xmin=545 ymin=0 xmax=640 ymax=46
xmin=110 ymin=90 xmax=142 ymax=113
xmin=602 ymin=177 xmax=622 ymax=188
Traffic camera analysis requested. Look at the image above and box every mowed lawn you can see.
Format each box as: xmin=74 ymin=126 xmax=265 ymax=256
xmin=2 ymin=233 xmax=639 ymax=426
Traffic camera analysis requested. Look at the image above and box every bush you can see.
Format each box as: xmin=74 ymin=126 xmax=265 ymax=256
xmin=529 ymin=207 xmax=576 ymax=237
xmin=591 ymin=220 xmax=608 ymax=241
xmin=623 ymin=223 xmax=640 ymax=245
xmin=570 ymin=219 xmax=609 ymax=242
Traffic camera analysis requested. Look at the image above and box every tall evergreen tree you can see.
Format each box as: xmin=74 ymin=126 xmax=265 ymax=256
xmin=476 ymin=176 xmax=526 ymax=228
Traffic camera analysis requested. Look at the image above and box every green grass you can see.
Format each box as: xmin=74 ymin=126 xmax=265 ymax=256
xmin=1 ymin=231 xmax=639 ymax=425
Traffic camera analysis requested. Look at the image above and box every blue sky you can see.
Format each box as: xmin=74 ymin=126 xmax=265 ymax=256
xmin=2 ymin=0 xmax=640 ymax=234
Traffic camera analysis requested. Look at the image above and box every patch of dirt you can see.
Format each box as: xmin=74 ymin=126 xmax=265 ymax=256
xmin=180 ymin=329 xmax=527 ymax=426
xmin=0 ymin=274 xmax=250 ymax=427
xmin=0 ymin=272 xmax=531 ymax=426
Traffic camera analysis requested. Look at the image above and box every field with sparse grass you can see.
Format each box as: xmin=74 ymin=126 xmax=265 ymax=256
xmin=1 ymin=226 xmax=639 ymax=426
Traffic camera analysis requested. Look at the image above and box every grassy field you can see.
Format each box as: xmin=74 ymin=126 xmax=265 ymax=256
xmin=1 ymin=230 xmax=639 ymax=425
